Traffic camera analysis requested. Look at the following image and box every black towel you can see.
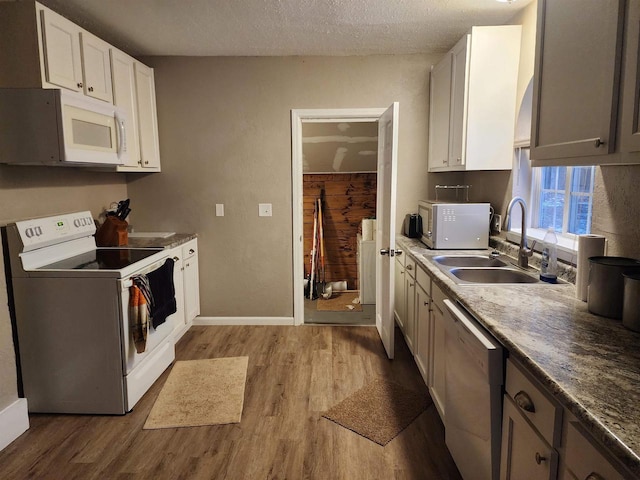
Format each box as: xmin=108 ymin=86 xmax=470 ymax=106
xmin=147 ymin=258 xmax=177 ymax=329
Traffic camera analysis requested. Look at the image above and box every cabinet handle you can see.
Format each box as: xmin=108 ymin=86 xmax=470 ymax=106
xmin=594 ymin=138 xmax=606 ymax=148
xmin=406 ymin=264 xmax=413 ymax=270
xmin=514 ymin=391 xmax=536 ymax=413
xmin=400 ymin=271 xmax=405 ymax=275
xmin=189 ymin=249 xmax=195 ymax=254
xmin=409 ymin=282 xmax=414 ymax=287
xmin=442 ymin=159 xmax=447 ymax=164
xmin=77 ymin=82 xmax=83 ymax=88
xmin=535 ymin=452 xmax=547 ymax=465
xmin=585 ymin=473 xmax=605 ymax=480
xmin=88 ymin=86 xmax=94 ymax=92
xmin=424 ymin=301 xmax=429 ymax=306
xmin=172 ymin=256 xmax=180 ymax=262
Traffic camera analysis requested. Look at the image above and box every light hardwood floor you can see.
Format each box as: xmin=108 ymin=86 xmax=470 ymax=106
xmin=0 ymin=325 xmax=462 ymax=479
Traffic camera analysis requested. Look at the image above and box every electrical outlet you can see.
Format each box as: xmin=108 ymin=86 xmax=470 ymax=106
xmin=492 ymin=214 xmax=502 ymax=233
xmin=259 ymin=203 xmax=272 ymax=217
xmin=215 ymin=204 xmax=224 ymax=217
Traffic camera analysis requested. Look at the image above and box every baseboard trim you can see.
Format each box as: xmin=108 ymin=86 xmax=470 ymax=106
xmin=0 ymin=398 xmax=29 ymax=452
xmin=194 ymin=316 xmax=295 ymax=326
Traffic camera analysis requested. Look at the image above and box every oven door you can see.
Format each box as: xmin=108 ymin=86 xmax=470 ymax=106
xmin=119 ymin=255 xmax=176 ymax=410
xmin=119 ymin=256 xmax=175 ymax=375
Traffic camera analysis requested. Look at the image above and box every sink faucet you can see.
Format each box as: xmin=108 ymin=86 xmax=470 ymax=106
xmin=504 ymin=196 xmax=536 ymax=268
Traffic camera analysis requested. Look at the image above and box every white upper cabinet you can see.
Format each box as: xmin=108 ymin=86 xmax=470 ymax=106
xmin=110 ymin=49 xmax=141 ymax=168
xmin=39 ymin=7 xmax=83 ymax=92
xmin=79 ymin=31 xmax=113 ymax=103
xmin=111 ymin=52 xmax=161 ymax=171
xmin=531 ymin=0 xmax=624 ymax=164
xmin=428 ymin=52 xmax=453 ymax=171
xmin=531 ymin=0 xmax=640 ymax=166
xmin=619 ymin=0 xmax=640 ymax=154
xmin=40 ymin=6 xmax=113 ymax=103
xmin=134 ymin=62 xmax=161 ymax=170
xmin=428 ymin=25 xmax=522 ymax=172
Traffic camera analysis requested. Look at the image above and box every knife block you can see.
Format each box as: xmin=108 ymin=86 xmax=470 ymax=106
xmin=96 ymin=216 xmax=128 ymax=247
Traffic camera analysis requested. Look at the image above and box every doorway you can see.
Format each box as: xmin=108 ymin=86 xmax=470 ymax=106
xmin=291 ymin=108 xmax=386 ymax=326
xmin=301 ymin=121 xmax=378 ymax=325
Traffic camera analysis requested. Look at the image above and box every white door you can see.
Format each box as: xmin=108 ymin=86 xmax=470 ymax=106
xmin=375 ymin=102 xmax=399 ymax=359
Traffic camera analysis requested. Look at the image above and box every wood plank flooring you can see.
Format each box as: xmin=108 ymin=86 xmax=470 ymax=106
xmin=0 ymin=326 xmax=462 ymax=479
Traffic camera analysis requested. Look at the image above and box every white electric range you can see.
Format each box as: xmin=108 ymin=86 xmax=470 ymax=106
xmin=5 ymin=211 xmax=175 ymax=414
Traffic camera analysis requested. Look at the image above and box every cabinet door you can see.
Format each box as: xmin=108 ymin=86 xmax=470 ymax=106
xmin=183 ymin=242 xmax=200 ymax=322
xmin=79 ymin=31 xmax=113 ymax=103
xmin=620 ymin=0 xmax=640 ymax=153
xmin=167 ymin=248 xmax=186 ymax=340
xmin=415 ymin=282 xmax=431 ymax=385
xmin=134 ymin=62 xmax=161 ymax=169
xmin=393 ymin=257 xmax=406 ymax=330
xmin=111 ymin=50 xmax=141 ymax=167
xmin=430 ymin=285 xmax=446 ymax=422
xmin=500 ymin=395 xmax=558 ymax=480
xmin=448 ymin=34 xmax=469 ymax=168
xmin=404 ymin=274 xmax=416 ymax=354
xmin=531 ymin=0 xmax=625 ymax=162
xmin=428 ymin=53 xmax=452 ymax=171
xmin=39 ymin=8 xmax=83 ymax=92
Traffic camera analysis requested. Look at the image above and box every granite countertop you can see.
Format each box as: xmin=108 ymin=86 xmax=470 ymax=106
xmin=126 ymin=233 xmax=197 ymax=249
xmin=396 ymin=236 xmax=640 ymax=477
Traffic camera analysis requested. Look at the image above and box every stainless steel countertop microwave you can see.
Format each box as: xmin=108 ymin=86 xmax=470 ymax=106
xmin=418 ymin=200 xmax=490 ymax=249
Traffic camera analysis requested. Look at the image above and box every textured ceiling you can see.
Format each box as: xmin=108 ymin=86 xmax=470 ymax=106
xmin=32 ymin=0 xmax=533 ymax=56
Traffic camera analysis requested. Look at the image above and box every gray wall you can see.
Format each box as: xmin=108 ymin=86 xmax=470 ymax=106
xmin=127 ymin=54 xmax=437 ymax=317
xmin=0 ymin=165 xmax=126 ymax=415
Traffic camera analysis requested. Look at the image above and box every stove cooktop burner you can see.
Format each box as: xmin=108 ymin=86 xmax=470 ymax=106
xmin=38 ymin=248 xmax=163 ymax=271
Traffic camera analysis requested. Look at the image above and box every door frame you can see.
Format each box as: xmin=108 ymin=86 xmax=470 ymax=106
xmin=291 ymin=108 xmax=387 ymax=326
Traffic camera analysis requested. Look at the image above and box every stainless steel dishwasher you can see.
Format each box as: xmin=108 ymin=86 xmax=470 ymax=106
xmin=443 ymin=299 xmax=504 ymax=480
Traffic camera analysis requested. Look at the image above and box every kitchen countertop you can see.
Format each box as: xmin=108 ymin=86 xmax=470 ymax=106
xmin=397 ymin=236 xmax=640 ymax=477
xmin=126 ymin=233 xmax=196 ymax=249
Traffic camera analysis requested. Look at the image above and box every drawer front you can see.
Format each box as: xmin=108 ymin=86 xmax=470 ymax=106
xmin=417 ymin=265 xmax=431 ymax=292
xmin=505 ymin=358 xmax=563 ymax=447
xmin=405 ymin=256 xmax=417 ymax=279
xmin=564 ymin=421 xmax=626 ymax=480
xmin=182 ymin=240 xmax=197 ymax=259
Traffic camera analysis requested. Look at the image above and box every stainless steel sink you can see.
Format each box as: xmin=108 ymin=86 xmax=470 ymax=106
xmin=448 ymin=267 xmax=540 ymax=284
xmin=428 ymin=254 xmax=543 ymax=284
xmin=432 ymin=255 xmax=508 ymax=268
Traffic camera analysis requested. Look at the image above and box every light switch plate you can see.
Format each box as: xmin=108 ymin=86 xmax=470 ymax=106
xmin=259 ymin=203 xmax=272 ymax=217
xmin=216 ymin=204 xmax=224 ymax=217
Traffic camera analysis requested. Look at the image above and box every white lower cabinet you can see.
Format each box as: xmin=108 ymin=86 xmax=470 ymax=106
xmin=500 ymin=395 xmax=559 ymax=480
xmin=561 ymin=421 xmax=627 ymax=480
xmin=394 ymin=253 xmax=406 ymax=331
xmin=403 ymin=256 xmax=417 ymax=354
xmin=182 ymin=240 xmax=200 ymax=323
xmin=414 ymin=266 xmax=431 ymax=386
xmin=168 ymin=239 xmax=200 ymax=341
xmin=430 ymin=282 xmax=447 ymax=422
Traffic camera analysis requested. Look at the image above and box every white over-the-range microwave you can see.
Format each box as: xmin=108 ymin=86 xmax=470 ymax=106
xmin=417 ymin=200 xmax=490 ymax=249
xmin=0 ymin=88 xmax=128 ymax=166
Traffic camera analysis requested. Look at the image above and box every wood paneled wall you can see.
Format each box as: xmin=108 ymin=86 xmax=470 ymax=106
xmin=303 ymin=173 xmax=377 ymax=290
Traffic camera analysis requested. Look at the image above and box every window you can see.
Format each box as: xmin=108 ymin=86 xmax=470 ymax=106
xmin=531 ymin=165 xmax=595 ymax=236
